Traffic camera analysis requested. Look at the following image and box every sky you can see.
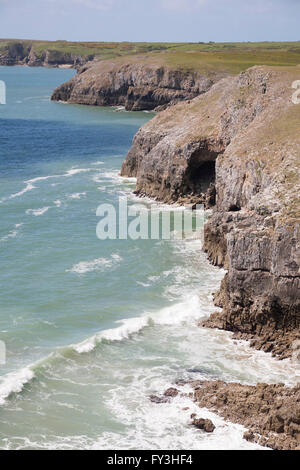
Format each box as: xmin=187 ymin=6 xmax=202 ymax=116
xmin=0 ymin=0 xmax=299 ymax=43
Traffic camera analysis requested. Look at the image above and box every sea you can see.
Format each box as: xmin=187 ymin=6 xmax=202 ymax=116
xmin=0 ymin=66 xmax=299 ymax=450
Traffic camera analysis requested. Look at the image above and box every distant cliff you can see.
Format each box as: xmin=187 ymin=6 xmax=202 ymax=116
xmin=51 ymin=59 xmax=228 ymax=111
xmin=0 ymin=42 xmax=93 ymax=68
xmin=121 ymin=65 xmax=300 ymax=359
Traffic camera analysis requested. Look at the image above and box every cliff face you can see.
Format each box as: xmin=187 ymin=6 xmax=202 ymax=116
xmin=51 ymin=59 xmax=227 ymax=111
xmin=121 ymin=65 xmax=300 ymax=358
xmin=0 ymin=42 xmax=91 ymax=67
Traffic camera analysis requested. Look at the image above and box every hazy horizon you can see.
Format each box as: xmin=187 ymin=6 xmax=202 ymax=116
xmin=0 ymin=0 xmax=299 ymax=43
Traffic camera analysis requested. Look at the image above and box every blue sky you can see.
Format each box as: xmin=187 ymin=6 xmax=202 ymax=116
xmin=0 ymin=0 xmax=299 ymax=42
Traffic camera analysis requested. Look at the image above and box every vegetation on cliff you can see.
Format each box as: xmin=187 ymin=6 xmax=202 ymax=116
xmin=1 ymin=39 xmax=300 ymax=71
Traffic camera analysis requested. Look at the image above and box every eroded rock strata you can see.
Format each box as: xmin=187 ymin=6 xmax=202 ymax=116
xmin=51 ymin=59 xmax=227 ymax=111
xmin=121 ymin=65 xmax=300 ymax=359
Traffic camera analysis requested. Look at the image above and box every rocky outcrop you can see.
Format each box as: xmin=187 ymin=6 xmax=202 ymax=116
xmin=121 ymin=65 xmax=300 ymax=358
xmin=51 ymin=59 xmax=227 ymax=111
xmin=0 ymin=42 xmax=92 ymax=68
xmin=190 ymin=380 xmax=300 ymax=450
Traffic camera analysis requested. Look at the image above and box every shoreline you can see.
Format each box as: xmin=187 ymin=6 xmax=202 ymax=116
xmin=125 ymin=181 xmax=300 ymax=450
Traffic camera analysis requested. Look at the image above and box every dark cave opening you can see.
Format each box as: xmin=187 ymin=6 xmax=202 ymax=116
xmin=188 ymin=160 xmax=216 ymax=194
xmin=184 ymin=146 xmax=222 ymax=206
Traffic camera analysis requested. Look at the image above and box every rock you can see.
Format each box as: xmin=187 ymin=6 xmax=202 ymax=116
xmin=191 ymin=380 xmax=300 ymax=450
xmin=149 ymin=388 xmax=179 ymax=403
xmin=0 ymin=41 xmax=92 ymax=68
xmin=149 ymin=395 xmax=168 ymax=404
xmin=51 ymin=59 xmax=227 ymax=111
xmin=120 ymin=65 xmax=300 ymax=358
xmin=164 ymin=387 xmax=179 ymax=397
xmin=192 ymin=418 xmax=216 ymax=433
xmin=243 ymin=431 xmax=255 ymax=442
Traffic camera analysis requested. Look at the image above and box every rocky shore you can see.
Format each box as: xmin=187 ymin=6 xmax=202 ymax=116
xmin=151 ymin=381 xmax=300 ymax=450
xmin=51 ymin=58 xmax=227 ymax=111
xmin=190 ymin=380 xmax=300 ymax=450
xmin=120 ymin=64 xmax=299 ymax=449
xmin=50 ymin=58 xmax=300 ymax=449
xmin=121 ymin=65 xmax=300 ymax=361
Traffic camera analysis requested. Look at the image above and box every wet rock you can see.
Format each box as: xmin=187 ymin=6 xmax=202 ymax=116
xmin=149 ymin=395 xmax=168 ymax=404
xmin=192 ymin=418 xmax=216 ymax=433
xmin=191 ymin=380 xmax=300 ymax=450
xmin=243 ymin=431 xmax=255 ymax=442
xmin=164 ymin=388 xmax=179 ymax=398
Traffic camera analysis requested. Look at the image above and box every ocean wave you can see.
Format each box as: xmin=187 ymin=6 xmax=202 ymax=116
xmin=0 ymin=183 xmax=36 ymax=204
xmin=0 ymin=167 xmax=95 ymax=205
xmin=0 ymin=223 xmax=24 ymax=242
xmin=72 ymin=295 xmax=203 ymax=354
xmin=67 ymin=192 xmax=86 ymax=200
xmin=0 ymin=368 xmax=35 ymax=406
xmin=26 ymin=207 xmax=50 ymax=217
xmin=1 ymin=293 xmax=299 ymax=408
xmin=26 ymin=168 xmax=93 ymax=185
xmin=0 ymin=230 xmax=18 ymax=242
xmin=67 ymin=253 xmax=123 ymax=275
xmin=93 ymin=171 xmax=137 ymax=185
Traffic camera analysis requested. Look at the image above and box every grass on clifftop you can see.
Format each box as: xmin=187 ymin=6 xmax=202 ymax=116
xmin=0 ymin=39 xmax=300 ymax=73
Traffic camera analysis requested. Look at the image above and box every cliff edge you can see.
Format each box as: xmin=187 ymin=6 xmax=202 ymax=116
xmin=51 ymin=58 xmax=228 ymax=111
xmin=121 ymin=65 xmax=300 ymax=359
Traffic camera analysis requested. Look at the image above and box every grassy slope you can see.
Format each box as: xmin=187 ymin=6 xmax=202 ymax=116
xmin=0 ymin=39 xmax=300 ymax=73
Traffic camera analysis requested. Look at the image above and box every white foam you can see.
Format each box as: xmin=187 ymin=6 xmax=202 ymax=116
xmin=74 ymin=316 xmax=150 ymax=354
xmin=6 ymin=183 xmax=36 ymax=202
xmin=0 ymin=368 xmax=35 ymax=406
xmin=26 ymin=168 xmax=92 ymax=185
xmin=0 ymin=167 xmax=95 ymax=204
xmin=67 ymin=253 xmax=122 ymax=275
xmin=0 ymin=223 xmax=24 ymax=242
xmin=64 ymin=168 xmax=92 ymax=177
xmin=92 ymin=379 xmax=265 ymax=450
xmin=0 ymin=230 xmax=18 ymax=242
xmin=26 ymin=207 xmax=50 ymax=217
xmin=67 ymin=192 xmax=86 ymax=200
xmin=93 ymin=171 xmax=137 ymax=186
xmin=72 ymin=295 xmax=207 ymax=355
xmin=91 ymin=161 xmax=105 ymax=166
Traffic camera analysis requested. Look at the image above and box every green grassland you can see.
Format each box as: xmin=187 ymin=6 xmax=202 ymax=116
xmin=0 ymin=39 xmax=300 ymax=74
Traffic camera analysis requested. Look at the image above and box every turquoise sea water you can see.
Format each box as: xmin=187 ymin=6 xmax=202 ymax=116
xmin=0 ymin=66 xmax=298 ymax=450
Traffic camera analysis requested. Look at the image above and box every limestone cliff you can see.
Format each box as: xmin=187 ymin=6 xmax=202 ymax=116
xmin=51 ymin=59 xmax=227 ymax=111
xmin=121 ymin=65 xmax=300 ymax=358
xmin=0 ymin=42 xmax=91 ymax=68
